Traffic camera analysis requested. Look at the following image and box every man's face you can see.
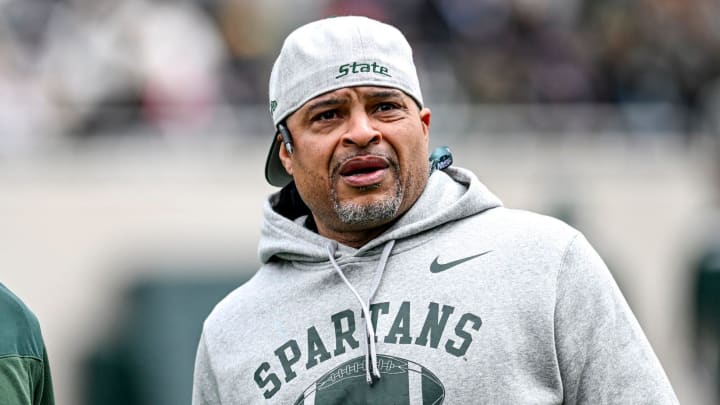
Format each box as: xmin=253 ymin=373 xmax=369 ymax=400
xmin=279 ymin=86 xmax=431 ymax=244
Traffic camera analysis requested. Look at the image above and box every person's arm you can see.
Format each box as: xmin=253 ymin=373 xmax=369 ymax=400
xmin=36 ymin=345 xmax=55 ymax=405
xmin=553 ymin=234 xmax=678 ymax=404
xmin=192 ymin=331 xmax=221 ymax=405
xmin=0 ymin=354 xmax=46 ymax=405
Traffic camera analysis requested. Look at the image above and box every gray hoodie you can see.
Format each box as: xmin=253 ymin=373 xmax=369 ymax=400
xmin=192 ymin=167 xmax=678 ymax=404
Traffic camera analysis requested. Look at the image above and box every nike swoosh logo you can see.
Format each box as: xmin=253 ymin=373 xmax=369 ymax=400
xmin=430 ymin=250 xmax=493 ymax=273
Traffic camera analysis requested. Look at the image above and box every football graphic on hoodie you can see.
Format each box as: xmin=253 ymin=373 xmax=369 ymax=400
xmin=294 ymin=354 xmax=445 ymax=404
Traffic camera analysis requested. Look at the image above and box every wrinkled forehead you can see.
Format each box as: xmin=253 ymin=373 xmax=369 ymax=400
xmin=290 ymin=86 xmax=417 ymax=119
xmin=306 ymin=86 xmax=406 ymax=106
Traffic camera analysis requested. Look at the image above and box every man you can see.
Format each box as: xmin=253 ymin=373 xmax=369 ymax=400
xmin=192 ymin=16 xmax=678 ymax=404
xmin=0 ymin=283 xmax=55 ymax=405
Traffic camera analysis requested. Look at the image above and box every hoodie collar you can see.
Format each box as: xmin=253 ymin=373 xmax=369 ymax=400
xmin=258 ymin=166 xmax=502 ymax=263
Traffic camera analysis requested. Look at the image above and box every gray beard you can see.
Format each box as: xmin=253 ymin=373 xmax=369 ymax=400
xmin=331 ymin=177 xmax=403 ymax=225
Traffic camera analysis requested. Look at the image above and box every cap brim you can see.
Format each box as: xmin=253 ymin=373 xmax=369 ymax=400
xmin=264 ymin=135 xmax=293 ymax=187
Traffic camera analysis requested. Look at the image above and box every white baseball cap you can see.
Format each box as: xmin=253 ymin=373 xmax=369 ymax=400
xmin=264 ymin=16 xmax=424 ymax=187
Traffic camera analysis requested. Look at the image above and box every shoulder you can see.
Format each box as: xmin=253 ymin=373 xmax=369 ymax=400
xmin=477 ymin=209 xmax=611 ymax=287
xmin=463 ymin=206 xmax=579 ymax=248
xmin=0 ymin=283 xmax=44 ymax=359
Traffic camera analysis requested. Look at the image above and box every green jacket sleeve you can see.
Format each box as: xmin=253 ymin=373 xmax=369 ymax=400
xmin=0 ymin=282 xmax=55 ymax=405
xmin=0 ymin=347 xmax=53 ymax=405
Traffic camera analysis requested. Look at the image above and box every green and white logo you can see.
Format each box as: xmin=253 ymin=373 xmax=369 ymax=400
xmin=252 ymin=302 xmax=481 ymax=400
xmin=295 ymin=354 xmax=445 ymax=405
xmin=336 ymin=62 xmax=392 ymax=79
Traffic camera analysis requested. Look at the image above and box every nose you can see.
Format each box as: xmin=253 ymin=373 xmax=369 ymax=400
xmin=341 ymin=112 xmax=381 ymax=148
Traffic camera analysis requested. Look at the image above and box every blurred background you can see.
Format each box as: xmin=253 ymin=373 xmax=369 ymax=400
xmin=1 ymin=0 xmax=720 ymax=403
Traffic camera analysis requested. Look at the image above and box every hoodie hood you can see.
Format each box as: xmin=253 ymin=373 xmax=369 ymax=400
xmin=258 ymin=166 xmax=502 ymax=264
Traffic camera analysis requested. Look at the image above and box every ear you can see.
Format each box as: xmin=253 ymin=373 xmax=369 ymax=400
xmin=277 ymin=134 xmax=293 ymax=176
xmin=420 ymin=108 xmax=431 ymax=142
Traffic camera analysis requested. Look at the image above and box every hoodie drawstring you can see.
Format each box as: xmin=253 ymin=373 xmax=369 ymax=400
xmin=326 ymin=240 xmax=395 ymax=385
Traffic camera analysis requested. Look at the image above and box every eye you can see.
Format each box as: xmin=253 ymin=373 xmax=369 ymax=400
xmin=375 ymin=102 xmax=399 ymax=113
xmin=312 ymin=110 xmax=339 ymax=121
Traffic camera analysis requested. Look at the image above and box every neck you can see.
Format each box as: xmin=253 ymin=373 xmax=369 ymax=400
xmin=314 ymin=219 xmax=393 ymax=248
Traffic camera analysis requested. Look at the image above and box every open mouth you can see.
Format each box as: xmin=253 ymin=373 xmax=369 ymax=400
xmin=338 ymin=156 xmax=390 ymax=187
xmin=340 ymin=157 xmax=388 ymax=176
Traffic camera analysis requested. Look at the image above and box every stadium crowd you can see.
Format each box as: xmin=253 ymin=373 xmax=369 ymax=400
xmin=1 ymin=0 xmax=720 ymax=153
